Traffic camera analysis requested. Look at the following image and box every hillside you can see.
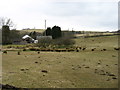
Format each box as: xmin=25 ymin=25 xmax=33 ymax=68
xmin=17 ymin=29 xmax=45 ymax=33
xmin=2 ymin=35 xmax=118 ymax=88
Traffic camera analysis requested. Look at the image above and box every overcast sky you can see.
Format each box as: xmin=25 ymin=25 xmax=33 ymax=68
xmin=0 ymin=0 xmax=119 ymax=31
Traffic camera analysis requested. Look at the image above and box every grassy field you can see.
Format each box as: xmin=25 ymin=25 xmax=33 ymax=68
xmin=2 ymin=35 xmax=118 ymax=88
xmin=20 ymin=29 xmax=45 ymax=33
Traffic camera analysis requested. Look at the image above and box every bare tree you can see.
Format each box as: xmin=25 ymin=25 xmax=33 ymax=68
xmin=0 ymin=17 xmax=14 ymax=27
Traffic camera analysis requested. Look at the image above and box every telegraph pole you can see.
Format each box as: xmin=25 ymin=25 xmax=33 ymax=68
xmin=45 ymin=20 xmax=46 ymax=36
xmin=45 ymin=20 xmax=46 ymax=29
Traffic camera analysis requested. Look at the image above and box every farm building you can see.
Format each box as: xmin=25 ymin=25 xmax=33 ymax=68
xmin=22 ymin=35 xmax=38 ymax=43
xmin=36 ymin=36 xmax=52 ymax=40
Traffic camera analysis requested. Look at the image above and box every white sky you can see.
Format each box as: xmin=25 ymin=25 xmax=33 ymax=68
xmin=0 ymin=0 xmax=119 ymax=31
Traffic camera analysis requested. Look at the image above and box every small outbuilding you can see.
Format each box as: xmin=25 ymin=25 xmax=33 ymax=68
xmin=22 ymin=35 xmax=34 ymax=43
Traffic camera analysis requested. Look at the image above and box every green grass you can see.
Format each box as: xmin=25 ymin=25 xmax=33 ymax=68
xmin=2 ymin=35 xmax=118 ymax=88
xmin=74 ymin=35 xmax=118 ymax=49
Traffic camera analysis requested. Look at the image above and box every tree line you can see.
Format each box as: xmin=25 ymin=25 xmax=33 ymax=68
xmin=44 ymin=26 xmax=62 ymax=39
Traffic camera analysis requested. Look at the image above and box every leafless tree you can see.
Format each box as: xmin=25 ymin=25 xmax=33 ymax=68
xmin=0 ymin=17 xmax=14 ymax=27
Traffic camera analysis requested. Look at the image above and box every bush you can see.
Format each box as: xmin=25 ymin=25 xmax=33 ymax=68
xmin=53 ymin=37 xmax=75 ymax=46
xmin=35 ymin=36 xmax=75 ymax=48
xmin=29 ymin=48 xmax=37 ymax=51
xmin=23 ymin=48 xmax=27 ymax=51
xmin=51 ymin=26 xmax=62 ymax=39
xmin=36 ymin=37 xmax=53 ymax=48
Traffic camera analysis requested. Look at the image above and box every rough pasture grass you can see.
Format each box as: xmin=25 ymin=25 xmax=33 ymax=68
xmin=74 ymin=35 xmax=118 ymax=49
xmin=2 ymin=35 xmax=118 ymax=88
xmin=19 ymin=29 xmax=45 ymax=33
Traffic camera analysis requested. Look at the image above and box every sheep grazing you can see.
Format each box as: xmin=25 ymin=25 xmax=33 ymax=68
xmin=3 ymin=51 xmax=7 ymax=54
xmin=17 ymin=51 xmax=20 ymax=55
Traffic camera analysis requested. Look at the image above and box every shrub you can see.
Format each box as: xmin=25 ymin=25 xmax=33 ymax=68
xmin=36 ymin=37 xmax=53 ymax=48
xmin=23 ymin=48 xmax=26 ymax=51
xmin=51 ymin=26 xmax=62 ymax=39
xmin=53 ymin=37 xmax=75 ymax=46
xmin=29 ymin=48 xmax=37 ymax=51
xmin=35 ymin=35 xmax=75 ymax=48
xmin=7 ymin=46 xmax=12 ymax=48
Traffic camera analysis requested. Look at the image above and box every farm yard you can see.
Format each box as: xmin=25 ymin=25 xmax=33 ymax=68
xmin=1 ymin=35 xmax=119 ymax=88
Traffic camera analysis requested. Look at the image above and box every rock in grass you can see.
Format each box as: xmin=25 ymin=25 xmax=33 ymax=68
xmin=94 ymin=69 xmax=98 ymax=73
xmin=103 ymin=49 xmax=106 ymax=51
xmin=100 ymin=73 xmax=106 ymax=75
xmin=114 ymin=48 xmax=119 ymax=50
xmin=106 ymin=78 xmax=110 ymax=81
xmin=1 ymin=84 xmax=18 ymax=89
xmin=41 ymin=70 xmax=48 ymax=73
xmin=23 ymin=49 xmax=26 ymax=51
xmin=82 ymin=64 xmax=85 ymax=66
xmin=72 ymin=67 xmax=75 ymax=70
xmin=38 ymin=52 xmax=40 ymax=54
xmin=76 ymin=50 xmax=79 ymax=52
xmin=3 ymin=51 xmax=7 ymax=54
xmin=112 ymin=77 xmax=117 ymax=79
xmin=84 ymin=66 xmax=90 ymax=68
xmin=108 ymin=73 xmax=115 ymax=76
xmin=82 ymin=48 xmax=86 ymax=51
xmin=78 ymin=66 xmax=81 ymax=68
xmin=71 ymin=83 xmax=75 ymax=85
xmin=112 ymin=55 xmax=116 ymax=57
xmin=91 ymin=49 xmax=94 ymax=51
xmin=106 ymin=65 xmax=109 ymax=66
xmin=20 ymin=69 xmax=25 ymax=71
xmin=35 ymin=62 xmax=38 ymax=63
xmin=17 ymin=51 xmax=20 ymax=55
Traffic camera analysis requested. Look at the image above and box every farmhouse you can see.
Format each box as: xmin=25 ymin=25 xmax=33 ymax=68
xmin=22 ymin=35 xmax=38 ymax=43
